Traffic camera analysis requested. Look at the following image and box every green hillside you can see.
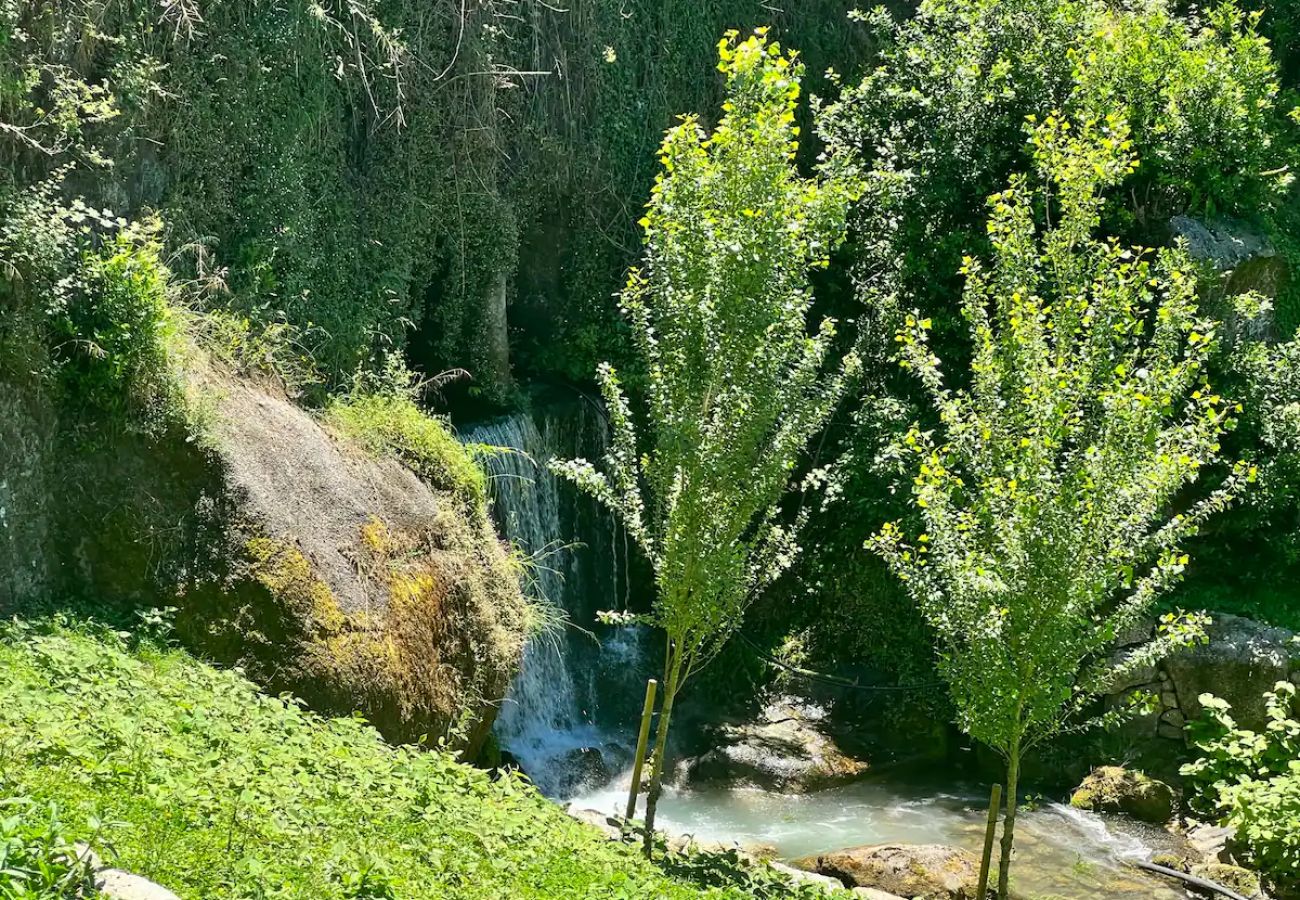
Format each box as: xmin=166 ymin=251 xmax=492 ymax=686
xmin=0 ymin=621 xmax=827 ymax=900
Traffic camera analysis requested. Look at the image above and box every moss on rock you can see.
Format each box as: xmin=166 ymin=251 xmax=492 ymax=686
xmin=1070 ymin=766 xmax=1176 ymax=824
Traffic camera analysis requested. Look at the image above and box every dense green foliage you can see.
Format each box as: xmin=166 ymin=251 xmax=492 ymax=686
xmin=1184 ymin=681 xmax=1300 ymax=895
xmin=0 ymin=173 xmax=183 ymax=431
xmin=0 ymin=622 xmax=838 ymax=900
xmin=779 ymin=0 xmax=1300 ymax=697
xmin=552 ymin=30 xmax=858 ymax=841
xmin=0 ymin=799 xmax=96 ymax=899
xmin=818 ymin=0 xmax=1290 ymax=308
xmin=871 ymin=117 xmax=1250 ymax=896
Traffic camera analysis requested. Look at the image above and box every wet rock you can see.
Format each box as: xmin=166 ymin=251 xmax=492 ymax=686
xmin=558 ymin=747 xmax=611 ymax=792
xmin=794 ymin=843 xmax=980 ymax=899
xmin=1164 ymin=614 xmax=1297 ymax=730
xmin=1070 ymin=766 xmax=1176 ymax=824
xmin=566 ymin=805 xmax=623 ymax=841
xmin=1189 ymin=863 xmax=1263 ymax=899
xmin=1186 ymin=823 xmax=1235 ymax=865
xmin=94 ymin=869 xmax=182 ymax=900
xmin=679 ymin=699 xmax=868 ymax=793
xmin=852 ymin=889 xmax=908 ymax=900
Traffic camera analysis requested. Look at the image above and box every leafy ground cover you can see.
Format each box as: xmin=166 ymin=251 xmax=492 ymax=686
xmin=0 ymin=621 xmax=830 ymax=900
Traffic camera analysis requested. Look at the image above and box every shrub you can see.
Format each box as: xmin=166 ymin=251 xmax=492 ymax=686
xmin=1183 ymin=680 xmax=1300 ymax=894
xmin=819 ymin=0 xmax=1291 ymax=293
xmin=0 ymin=174 xmax=183 ymax=432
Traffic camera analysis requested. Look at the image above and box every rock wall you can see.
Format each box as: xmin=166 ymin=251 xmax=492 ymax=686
xmin=0 ymin=384 xmax=55 ymax=607
xmin=1108 ymin=614 xmax=1300 ymax=740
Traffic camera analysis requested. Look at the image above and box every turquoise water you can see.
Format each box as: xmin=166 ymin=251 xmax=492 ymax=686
xmin=572 ymin=776 xmax=1186 ymax=900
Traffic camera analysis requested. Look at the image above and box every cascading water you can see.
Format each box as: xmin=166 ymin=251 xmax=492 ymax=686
xmin=467 ymin=402 xmax=652 ymax=797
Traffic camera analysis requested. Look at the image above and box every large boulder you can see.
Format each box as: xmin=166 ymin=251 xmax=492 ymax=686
xmin=4 ymin=363 xmax=528 ymax=757
xmin=678 ymin=699 xmax=869 ymax=793
xmin=1170 ymin=216 xmax=1289 ymax=315
xmin=794 ymin=844 xmax=981 ymax=899
xmin=1164 ymin=614 xmax=1298 ymax=731
xmin=1070 ymin=766 xmax=1176 ymax=824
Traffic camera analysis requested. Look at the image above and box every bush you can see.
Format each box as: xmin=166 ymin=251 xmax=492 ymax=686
xmin=1183 ymin=680 xmax=1300 ymax=894
xmin=816 ymin=0 xmax=1292 ymax=340
xmin=0 ymin=175 xmax=183 ymax=432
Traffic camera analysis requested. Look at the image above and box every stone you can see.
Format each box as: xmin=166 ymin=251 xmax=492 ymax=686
xmin=70 ymin=842 xmax=102 ymax=872
xmin=1159 ymin=708 xmax=1186 ymax=728
xmin=1106 ymin=688 xmax=1161 ymax=737
xmin=794 ymin=844 xmax=981 ymax=899
xmin=1150 ymin=851 xmax=1191 ymax=873
xmin=94 ymin=870 xmax=182 ymax=900
xmin=1170 ymin=216 xmax=1288 ymax=314
xmin=1158 ymin=721 xmax=1185 ymax=741
xmin=770 ymin=861 xmax=846 ymax=893
xmin=1115 ymin=617 xmax=1157 ymax=648
xmin=1189 ymin=863 xmax=1263 ymax=899
xmin=742 ymin=841 xmax=781 ymax=861
xmin=1160 ymin=691 xmax=1180 ymax=709
xmin=557 ymin=747 xmax=611 ymax=793
xmin=1101 ymin=648 xmax=1158 ymax=693
xmin=1186 ymin=823 xmax=1235 ymax=865
xmin=1070 ymin=766 xmax=1176 ymax=824
xmin=679 ymin=698 xmax=869 ymax=793
xmin=852 ymin=889 xmax=909 ymax=900
xmin=1164 ymin=613 xmax=1297 ymax=731
xmin=566 ymin=806 xmax=623 ymax=841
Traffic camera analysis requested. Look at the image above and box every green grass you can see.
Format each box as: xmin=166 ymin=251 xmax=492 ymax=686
xmin=0 ymin=621 xmax=830 ymax=900
xmin=324 ymin=390 xmax=487 ymax=505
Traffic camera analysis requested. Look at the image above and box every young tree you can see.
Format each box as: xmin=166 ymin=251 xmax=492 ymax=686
xmin=550 ymin=29 xmax=858 ymax=850
xmin=870 ymin=113 xmax=1252 ymax=899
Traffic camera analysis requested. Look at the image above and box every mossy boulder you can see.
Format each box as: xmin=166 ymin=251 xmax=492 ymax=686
xmin=1070 ymin=766 xmax=1176 ymax=824
xmin=793 ymin=844 xmax=980 ymax=899
xmin=4 ymin=362 xmax=528 ymax=758
xmin=1189 ymin=863 xmax=1263 ymax=900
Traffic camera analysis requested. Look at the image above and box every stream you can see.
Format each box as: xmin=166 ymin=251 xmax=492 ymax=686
xmin=467 ymin=405 xmax=1188 ymax=900
xmin=571 ymin=777 xmax=1185 ymax=900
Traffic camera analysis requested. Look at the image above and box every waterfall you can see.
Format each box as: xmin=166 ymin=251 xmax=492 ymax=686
xmin=466 ymin=403 xmax=651 ymax=798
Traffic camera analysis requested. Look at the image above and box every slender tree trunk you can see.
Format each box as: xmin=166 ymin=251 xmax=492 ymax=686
xmin=642 ymin=643 xmax=683 ymax=856
xmin=996 ymin=736 xmax=1022 ymax=900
